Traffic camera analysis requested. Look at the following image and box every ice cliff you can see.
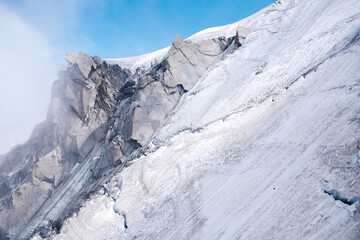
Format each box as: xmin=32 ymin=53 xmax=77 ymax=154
xmin=0 ymin=0 xmax=360 ymax=239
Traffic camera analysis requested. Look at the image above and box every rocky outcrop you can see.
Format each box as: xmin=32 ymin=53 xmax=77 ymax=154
xmin=0 ymin=29 xmax=248 ymax=239
xmin=163 ymin=33 xmax=236 ymax=91
xmin=44 ymin=0 xmax=360 ymax=239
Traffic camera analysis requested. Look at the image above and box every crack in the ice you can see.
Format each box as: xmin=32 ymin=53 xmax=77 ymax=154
xmin=113 ymin=208 xmax=128 ymax=229
xmin=324 ymin=189 xmax=359 ymax=205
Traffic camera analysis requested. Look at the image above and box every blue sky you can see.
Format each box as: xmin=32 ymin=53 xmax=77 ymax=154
xmin=0 ymin=0 xmax=273 ymax=153
xmin=2 ymin=0 xmax=274 ymax=58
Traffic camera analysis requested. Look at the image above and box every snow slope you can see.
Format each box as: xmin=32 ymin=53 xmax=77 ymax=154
xmin=37 ymin=0 xmax=360 ymax=239
xmin=105 ymin=47 xmax=169 ymax=74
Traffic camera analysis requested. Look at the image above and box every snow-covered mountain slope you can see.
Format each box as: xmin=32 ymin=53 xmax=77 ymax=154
xmin=1 ymin=0 xmax=360 ymax=239
xmin=46 ymin=0 xmax=360 ymax=239
xmin=0 ymin=7 xmax=247 ymax=240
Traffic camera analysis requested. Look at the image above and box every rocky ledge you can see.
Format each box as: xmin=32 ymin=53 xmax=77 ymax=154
xmin=0 ymin=26 xmax=249 ymax=240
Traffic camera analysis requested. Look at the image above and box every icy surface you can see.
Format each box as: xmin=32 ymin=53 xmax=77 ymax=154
xmin=1 ymin=15 xmax=240 ymax=240
xmin=105 ymin=47 xmax=169 ymax=74
xmin=187 ymin=7 xmax=262 ymax=41
xmin=53 ymin=0 xmax=360 ymax=239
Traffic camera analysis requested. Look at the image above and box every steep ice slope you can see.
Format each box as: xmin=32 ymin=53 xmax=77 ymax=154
xmin=50 ymin=0 xmax=360 ymax=239
xmin=0 ymin=7 xmax=249 ymax=240
xmin=155 ymin=0 xmax=360 ymax=140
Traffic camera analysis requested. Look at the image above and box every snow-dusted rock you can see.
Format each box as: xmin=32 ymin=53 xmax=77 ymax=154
xmin=0 ymin=19 xmax=239 ymax=240
xmin=1 ymin=0 xmax=360 ymax=239
xmin=32 ymin=147 xmax=62 ymax=186
xmin=163 ymin=33 xmax=236 ymax=90
xmin=235 ymin=25 xmax=250 ymax=45
xmin=66 ymin=52 xmax=97 ymax=79
xmin=52 ymin=0 xmax=360 ymax=240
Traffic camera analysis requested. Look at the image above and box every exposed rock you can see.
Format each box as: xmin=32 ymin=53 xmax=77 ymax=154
xmin=48 ymin=1 xmax=360 ymax=239
xmin=66 ymin=52 xmax=97 ymax=79
xmin=2 ymin=0 xmax=359 ymax=239
xmin=137 ymin=75 xmax=154 ymax=89
xmin=32 ymin=147 xmax=62 ymax=187
xmin=173 ymin=33 xmax=185 ymax=48
xmin=0 ymin=31 xmax=239 ymax=239
xmin=163 ymin=34 xmax=236 ymax=90
xmin=235 ymin=25 xmax=250 ymax=46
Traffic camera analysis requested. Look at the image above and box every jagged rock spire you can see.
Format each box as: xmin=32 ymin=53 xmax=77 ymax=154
xmin=172 ymin=33 xmax=184 ymax=49
xmin=66 ymin=52 xmax=97 ymax=79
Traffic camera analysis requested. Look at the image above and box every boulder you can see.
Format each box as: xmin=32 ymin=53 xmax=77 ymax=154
xmin=66 ymin=52 xmax=97 ymax=79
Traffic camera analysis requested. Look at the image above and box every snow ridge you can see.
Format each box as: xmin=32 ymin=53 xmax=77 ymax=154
xmin=1 ymin=0 xmax=360 ymax=239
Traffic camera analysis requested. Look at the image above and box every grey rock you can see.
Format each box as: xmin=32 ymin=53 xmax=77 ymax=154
xmin=173 ymin=33 xmax=185 ymax=48
xmin=0 ymin=31 xmax=240 ymax=239
xmin=93 ymin=56 xmax=103 ymax=67
xmin=235 ymin=25 xmax=250 ymax=46
xmin=163 ymin=34 xmax=236 ymax=90
xmin=66 ymin=52 xmax=96 ymax=79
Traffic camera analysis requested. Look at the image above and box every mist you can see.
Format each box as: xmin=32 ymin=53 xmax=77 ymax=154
xmin=0 ymin=6 xmax=61 ymax=154
xmin=0 ymin=0 xmax=91 ymax=154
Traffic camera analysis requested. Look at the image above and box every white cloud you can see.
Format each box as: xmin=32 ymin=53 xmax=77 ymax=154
xmin=3 ymin=0 xmax=93 ymax=54
xmin=0 ymin=6 xmax=61 ymax=154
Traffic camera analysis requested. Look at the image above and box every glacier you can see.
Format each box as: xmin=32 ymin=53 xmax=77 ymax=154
xmin=0 ymin=0 xmax=360 ymax=239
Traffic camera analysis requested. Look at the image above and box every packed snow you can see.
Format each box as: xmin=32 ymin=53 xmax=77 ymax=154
xmin=34 ymin=0 xmax=360 ymax=239
xmin=105 ymin=47 xmax=169 ymax=74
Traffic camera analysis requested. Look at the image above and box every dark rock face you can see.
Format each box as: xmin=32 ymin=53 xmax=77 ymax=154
xmin=0 ymin=31 xmax=248 ymax=239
